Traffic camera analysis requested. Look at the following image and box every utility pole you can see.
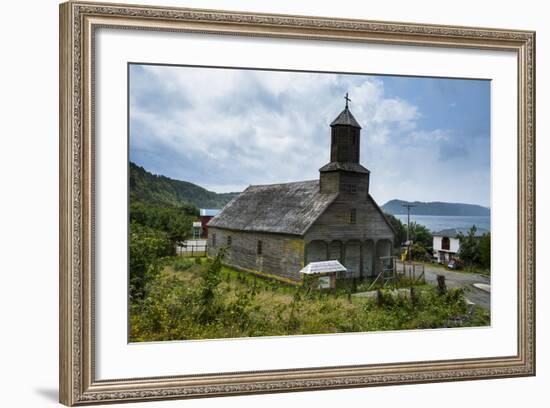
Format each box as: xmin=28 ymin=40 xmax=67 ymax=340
xmin=402 ymin=203 xmax=416 ymax=262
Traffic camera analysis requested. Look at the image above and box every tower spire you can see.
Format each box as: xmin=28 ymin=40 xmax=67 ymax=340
xmin=319 ymin=100 xmax=370 ymax=195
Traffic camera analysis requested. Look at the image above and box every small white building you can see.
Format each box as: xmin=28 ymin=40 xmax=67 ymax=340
xmin=299 ymin=260 xmax=347 ymax=289
xmin=432 ymin=227 xmax=489 ymax=264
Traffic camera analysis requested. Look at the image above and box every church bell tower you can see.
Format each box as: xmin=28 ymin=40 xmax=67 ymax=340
xmin=319 ymin=93 xmax=370 ymax=196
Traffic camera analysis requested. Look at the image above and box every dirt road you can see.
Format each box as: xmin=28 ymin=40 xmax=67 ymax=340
xmin=421 ymin=264 xmax=491 ymax=310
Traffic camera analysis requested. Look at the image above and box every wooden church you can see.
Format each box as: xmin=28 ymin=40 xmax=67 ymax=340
xmin=207 ymin=97 xmax=395 ymax=281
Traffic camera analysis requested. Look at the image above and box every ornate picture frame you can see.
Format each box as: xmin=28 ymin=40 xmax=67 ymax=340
xmin=59 ymin=1 xmax=535 ymax=405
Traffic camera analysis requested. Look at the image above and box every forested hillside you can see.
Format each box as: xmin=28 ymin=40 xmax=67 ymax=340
xmin=129 ymin=162 xmax=239 ymax=209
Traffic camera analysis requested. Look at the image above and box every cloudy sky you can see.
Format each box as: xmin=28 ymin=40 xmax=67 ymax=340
xmin=129 ymin=64 xmax=490 ymax=207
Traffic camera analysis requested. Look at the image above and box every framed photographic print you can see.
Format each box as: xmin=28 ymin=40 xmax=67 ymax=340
xmin=59 ymin=1 xmax=536 ymax=405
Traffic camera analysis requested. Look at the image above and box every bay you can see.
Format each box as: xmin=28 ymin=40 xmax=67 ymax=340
xmin=392 ymin=214 xmax=490 ymax=233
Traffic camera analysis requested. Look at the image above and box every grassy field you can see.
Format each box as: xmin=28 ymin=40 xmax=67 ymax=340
xmin=129 ymin=256 xmax=490 ymax=342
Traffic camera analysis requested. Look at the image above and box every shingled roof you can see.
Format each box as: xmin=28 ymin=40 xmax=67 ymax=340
xmin=330 ymin=107 xmax=361 ymax=128
xmin=207 ymin=180 xmax=338 ymax=236
xmin=433 ymin=227 xmax=490 ymax=238
xmin=319 ymin=161 xmax=370 ymax=174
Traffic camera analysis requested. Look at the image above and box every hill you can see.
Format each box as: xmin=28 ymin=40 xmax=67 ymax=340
xmin=381 ymin=199 xmax=490 ymax=216
xmin=129 ymin=162 xmax=239 ymax=209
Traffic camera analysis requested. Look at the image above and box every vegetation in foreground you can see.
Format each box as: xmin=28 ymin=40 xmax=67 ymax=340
xmin=127 ymin=175 xmax=491 ymax=342
xmin=129 ymin=254 xmax=490 ymax=342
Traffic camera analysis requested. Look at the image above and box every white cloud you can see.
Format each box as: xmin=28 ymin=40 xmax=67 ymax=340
xmin=130 ymin=65 xmax=488 ymax=206
xmin=408 ymin=129 xmax=451 ymax=143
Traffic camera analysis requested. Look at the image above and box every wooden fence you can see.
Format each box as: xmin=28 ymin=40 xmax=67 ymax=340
xmin=176 ymin=241 xmax=208 ymax=257
xmin=367 ymin=258 xmax=425 ymax=290
xmin=395 ymin=260 xmax=425 ymax=283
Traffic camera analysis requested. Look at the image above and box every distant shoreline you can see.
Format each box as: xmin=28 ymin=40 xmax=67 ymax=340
xmin=382 ymin=199 xmax=490 ymax=217
xmin=392 ymin=214 xmax=490 ymax=233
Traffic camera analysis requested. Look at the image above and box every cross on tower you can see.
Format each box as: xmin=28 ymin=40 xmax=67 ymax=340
xmin=344 ymin=92 xmax=351 ymax=108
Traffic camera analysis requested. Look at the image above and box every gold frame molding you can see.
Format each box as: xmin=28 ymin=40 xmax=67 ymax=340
xmin=59 ymin=1 xmax=536 ymax=405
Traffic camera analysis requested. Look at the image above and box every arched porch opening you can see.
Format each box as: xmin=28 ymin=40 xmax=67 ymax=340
xmin=305 ymin=240 xmax=328 ymax=264
xmin=344 ymin=240 xmax=361 ymax=278
xmin=361 ymin=240 xmax=375 ymax=279
xmin=375 ymin=239 xmax=393 ymax=275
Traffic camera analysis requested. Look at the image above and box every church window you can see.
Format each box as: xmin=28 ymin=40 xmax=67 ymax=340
xmin=257 ymin=240 xmax=263 ymax=255
xmin=442 ymin=237 xmax=450 ymax=250
xmin=349 ymin=209 xmax=357 ymax=224
xmin=227 ymin=236 xmax=232 ymax=247
xmin=341 ymin=183 xmax=357 ymax=194
xmin=212 ymin=233 xmax=216 ymax=248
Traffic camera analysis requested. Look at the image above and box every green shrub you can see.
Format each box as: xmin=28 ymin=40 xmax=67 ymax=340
xmin=410 ymin=243 xmax=431 ymax=262
xmin=129 ymin=222 xmax=173 ymax=302
xmin=172 ymin=258 xmax=194 ymax=271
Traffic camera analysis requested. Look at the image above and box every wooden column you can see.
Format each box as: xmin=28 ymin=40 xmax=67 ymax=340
xmin=373 ymin=239 xmax=378 ymax=276
xmin=342 ymin=240 xmax=347 ymax=277
xmin=359 ymin=240 xmax=364 ymax=280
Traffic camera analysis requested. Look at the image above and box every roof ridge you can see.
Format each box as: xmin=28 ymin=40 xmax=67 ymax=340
xmin=247 ymin=179 xmax=319 ymax=188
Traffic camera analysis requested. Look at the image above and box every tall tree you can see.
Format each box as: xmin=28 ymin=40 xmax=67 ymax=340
xmin=479 ymin=232 xmax=491 ymax=269
xmin=409 ymin=221 xmax=433 ymax=250
xmin=384 ymin=213 xmax=407 ymax=248
xmin=457 ymin=226 xmax=481 ymax=269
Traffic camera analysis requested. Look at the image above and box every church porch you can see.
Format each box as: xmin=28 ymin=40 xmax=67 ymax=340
xmin=304 ymin=238 xmax=393 ymax=281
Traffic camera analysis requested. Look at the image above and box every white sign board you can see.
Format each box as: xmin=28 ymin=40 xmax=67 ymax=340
xmin=318 ymin=276 xmax=331 ymax=289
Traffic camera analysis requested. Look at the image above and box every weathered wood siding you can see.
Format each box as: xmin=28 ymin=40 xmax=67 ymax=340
xmin=305 ymin=195 xmax=394 ymax=242
xmin=320 ymin=172 xmax=339 ymax=194
xmin=320 ymin=171 xmax=370 ymax=196
xmin=331 ymin=125 xmax=361 ymax=162
xmin=339 ymin=172 xmax=370 ymax=198
xmin=305 ymin=194 xmax=394 ymax=278
xmin=207 ymin=227 xmax=304 ymax=280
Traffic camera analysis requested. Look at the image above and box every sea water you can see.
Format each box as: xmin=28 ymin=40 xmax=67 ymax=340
xmin=392 ymin=214 xmax=490 ymax=233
